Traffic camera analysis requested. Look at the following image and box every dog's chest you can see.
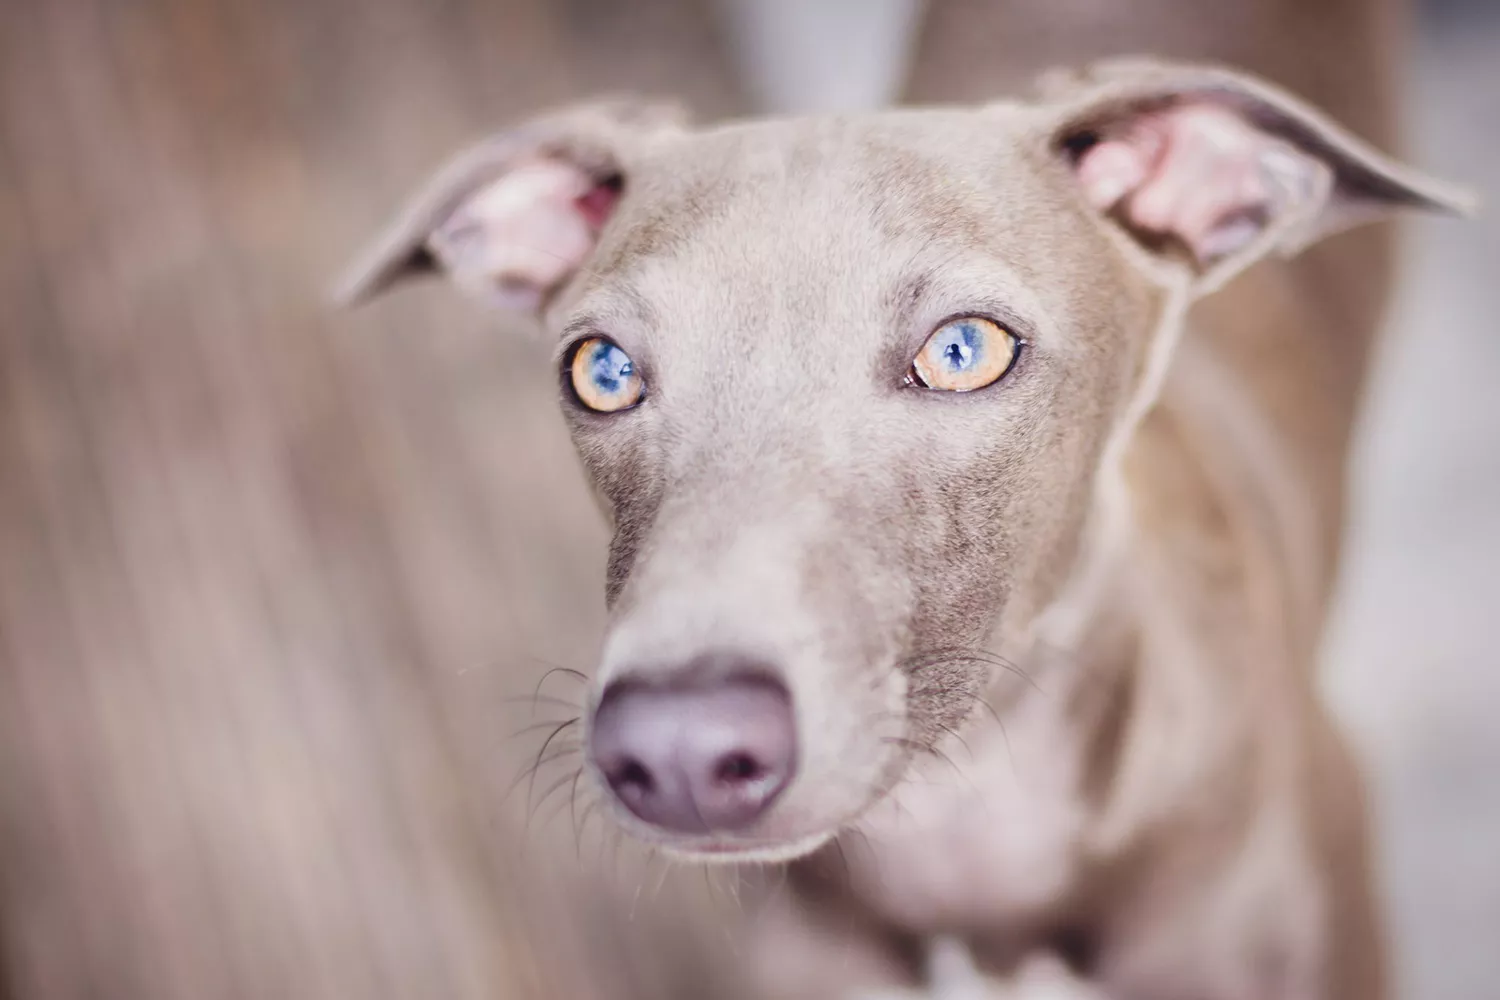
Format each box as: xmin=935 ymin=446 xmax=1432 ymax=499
xmin=842 ymin=694 xmax=1089 ymax=930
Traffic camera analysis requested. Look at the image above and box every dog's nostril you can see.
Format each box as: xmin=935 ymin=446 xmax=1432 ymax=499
xmin=714 ymin=752 xmax=762 ymax=784
xmin=588 ymin=669 xmax=797 ymax=835
xmin=617 ymin=758 xmax=654 ymax=791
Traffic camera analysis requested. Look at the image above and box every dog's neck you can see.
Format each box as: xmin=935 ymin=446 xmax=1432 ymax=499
xmin=811 ymin=489 xmax=1146 ymax=942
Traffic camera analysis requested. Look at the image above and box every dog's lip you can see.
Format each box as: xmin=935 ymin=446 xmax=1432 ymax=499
xmin=652 ymin=828 xmax=835 ymax=864
xmin=693 ymin=842 xmax=754 ymax=855
xmin=593 ymin=789 xmax=867 ymax=862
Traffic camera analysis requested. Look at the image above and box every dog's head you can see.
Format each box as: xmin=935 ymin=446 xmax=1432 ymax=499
xmin=340 ymin=60 xmax=1467 ymax=861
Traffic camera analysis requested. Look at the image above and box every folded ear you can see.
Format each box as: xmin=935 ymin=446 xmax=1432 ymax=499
xmin=1038 ymin=58 xmax=1476 ymax=292
xmin=334 ymin=98 xmax=687 ymax=311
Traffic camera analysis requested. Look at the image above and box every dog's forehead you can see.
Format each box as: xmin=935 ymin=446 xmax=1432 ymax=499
xmin=612 ymin=107 xmax=1056 ymax=265
xmin=569 ymin=105 xmax=1110 ymax=354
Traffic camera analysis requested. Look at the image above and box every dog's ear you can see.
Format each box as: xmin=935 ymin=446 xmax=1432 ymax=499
xmin=1037 ymin=59 xmax=1475 ymax=292
xmin=334 ymin=98 xmax=687 ymax=311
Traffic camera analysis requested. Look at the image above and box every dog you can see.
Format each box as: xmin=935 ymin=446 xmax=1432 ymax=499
xmin=337 ymin=50 xmax=1470 ymax=1000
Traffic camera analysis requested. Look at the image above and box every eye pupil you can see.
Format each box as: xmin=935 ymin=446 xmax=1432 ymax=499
xmin=590 ymin=344 xmax=629 ymax=391
xmin=941 ymin=322 xmax=982 ymax=371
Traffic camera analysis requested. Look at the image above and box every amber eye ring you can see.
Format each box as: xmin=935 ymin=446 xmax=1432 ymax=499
xmin=908 ymin=316 xmax=1021 ymax=392
xmin=567 ymin=337 xmax=646 ymax=413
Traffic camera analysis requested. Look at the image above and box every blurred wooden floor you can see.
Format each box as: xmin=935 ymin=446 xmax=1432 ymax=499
xmin=0 ymin=1 xmax=745 ymax=997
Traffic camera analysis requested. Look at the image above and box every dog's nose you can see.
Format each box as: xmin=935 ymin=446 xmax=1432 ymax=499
xmin=588 ymin=672 xmax=796 ymax=834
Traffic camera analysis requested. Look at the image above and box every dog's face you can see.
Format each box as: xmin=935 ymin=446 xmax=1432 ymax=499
xmin=341 ymin=60 xmax=1465 ymax=860
xmin=556 ymin=108 xmax=1156 ymax=857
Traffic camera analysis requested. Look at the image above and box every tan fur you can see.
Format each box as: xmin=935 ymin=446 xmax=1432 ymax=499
xmin=340 ymin=29 xmax=1471 ymax=1000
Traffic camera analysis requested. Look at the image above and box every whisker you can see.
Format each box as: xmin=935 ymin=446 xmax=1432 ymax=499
xmin=973 ymin=694 xmax=1005 ymax=727
xmin=530 ymin=768 xmax=584 ymax=834
xmin=882 ymin=735 xmax=938 ymax=755
xmin=577 ymin=799 xmax=602 ymax=856
xmin=650 ymin=849 xmax=672 ymax=903
xmin=701 ymin=865 xmax=718 ymax=911
xmin=609 ymin=819 xmax=627 ymax=875
xmin=501 ymin=692 xmax=585 ymax=713
xmin=904 ymin=644 xmax=1045 ymax=695
xmin=936 ymin=722 xmax=974 ymax=760
xmin=994 ymin=706 xmax=1019 ymax=782
xmin=524 ymin=718 xmax=581 ymax=813
xmin=833 ymin=838 xmax=852 ymax=886
xmin=500 ymin=743 xmax=578 ymax=809
xmin=923 ymin=741 xmax=985 ymax=798
xmin=568 ymin=767 xmax=586 ymax=851
xmin=631 ymin=850 xmax=653 ymax=920
xmin=505 ymin=716 xmax=583 ymax=741
xmin=531 ymin=663 xmax=591 ymax=702
xmin=839 ymin=826 xmax=876 ymax=865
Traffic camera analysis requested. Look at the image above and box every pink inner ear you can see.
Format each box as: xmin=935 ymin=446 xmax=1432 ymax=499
xmin=575 ymin=180 xmax=622 ymax=232
xmin=1075 ymin=103 xmax=1317 ymax=264
xmin=430 ymin=159 xmax=622 ymax=308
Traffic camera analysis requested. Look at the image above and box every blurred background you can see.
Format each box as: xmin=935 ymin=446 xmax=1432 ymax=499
xmin=0 ymin=0 xmax=1494 ymax=998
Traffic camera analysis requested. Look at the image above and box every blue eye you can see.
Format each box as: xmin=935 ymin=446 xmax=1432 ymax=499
xmin=910 ymin=317 xmax=1019 ymax=392
xmin=569 ymin=337 xmax=645 ymax=412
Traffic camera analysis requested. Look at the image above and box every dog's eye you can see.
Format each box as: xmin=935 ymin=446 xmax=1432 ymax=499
xmin=908 ymin=317 xmax=1019 ymax=392
xmin=568 ymin=337 xmax=645 ymax=412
